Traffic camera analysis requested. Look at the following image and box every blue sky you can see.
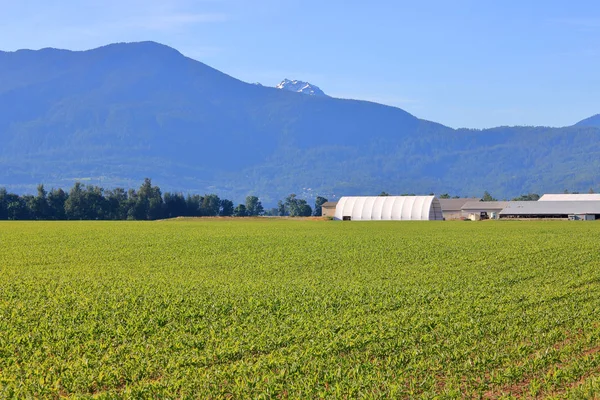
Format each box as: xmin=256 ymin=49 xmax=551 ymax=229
xmin=1 ymin=0 xmax=599 ymax=128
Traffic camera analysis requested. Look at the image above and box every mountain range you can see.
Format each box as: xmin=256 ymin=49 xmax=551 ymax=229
xmin=1 ymin=41 xmax=599 ymax=204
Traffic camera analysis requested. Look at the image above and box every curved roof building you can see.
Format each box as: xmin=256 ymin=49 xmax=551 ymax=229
xmin=334 ymin=196 xmax=443 ymax=221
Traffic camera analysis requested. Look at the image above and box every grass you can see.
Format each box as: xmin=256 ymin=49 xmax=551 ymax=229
xmin=1 ymin=219 xmax=600 ymax=398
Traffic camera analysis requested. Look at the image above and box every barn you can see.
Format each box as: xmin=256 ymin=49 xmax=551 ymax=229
xmin=334 ymin=196 xmax=444 ymax=221
xmin=439 ymin=198 xmax=480 ymax=220
xmin=461 ymin=201 xmax=509 ymax=220
xmin=539 ymin=194 xmax=600 ymax=201
xmin=321 ymin=201 xmax=338 ymax=217
xmin=500 ymin=201 xmax=600 ymax=220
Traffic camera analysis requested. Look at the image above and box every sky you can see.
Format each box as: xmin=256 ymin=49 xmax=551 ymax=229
xmin=1 ymin=0 xmax=599 ymax=129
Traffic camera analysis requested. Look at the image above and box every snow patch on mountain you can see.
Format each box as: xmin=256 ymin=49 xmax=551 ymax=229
xmin=276 ymin=79 xmax=326 ymax=96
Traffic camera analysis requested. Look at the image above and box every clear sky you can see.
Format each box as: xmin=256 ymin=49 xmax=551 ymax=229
xmin=1 ymin=0 xmax=599 ymax=128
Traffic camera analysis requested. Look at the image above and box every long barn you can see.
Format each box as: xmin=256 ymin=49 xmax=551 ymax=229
xmin=500 ymin=201 xmax=600 ymax=220
xmin=334 ymin=196 xmax=444 ymax=221
xmin=539 ymin=194 xmax=600 ymax=201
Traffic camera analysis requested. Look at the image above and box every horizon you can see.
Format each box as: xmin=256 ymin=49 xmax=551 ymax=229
xmin=2 ymin=0 xmax=599 ymax=129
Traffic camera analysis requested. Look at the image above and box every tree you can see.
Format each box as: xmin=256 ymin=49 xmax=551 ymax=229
xmin=379 ymin=191 xmax=390 ymax=196
xmin=148 ymin=197 xmax=164 ymax=220
xmin=64 ymin=182 xmax=111 ymax=220
xmin=298 ymin=202 xmax=312 ymax=216
xmin=185 ymin=194 xmax=203 ymax=217
xmin=481 ymin=191 xmax=497 ymax=202
xmin=512 ymin=193 xmax=540 ymax=201
xmin=83 ymin=185 xmax=109 ymax=220
xmin=64 ymin=182 xmax=86 ymax=220
xmin=285 ymin=194 xmax=312 ymax=217
xmin=0 ymin=188 xmax=7 ymax=220
xmin=105 ymin=188 xmax=128 ymax=220
xmin=125 ymin=188 xmax=139 ymax=220
xmin=48 ymin=188 xmax=68 ymax=220
xmin=439 ymin=193 xmax=451 ymax=199
xmin=285 ymin=194 xmax=300 ymax=216
xmin=30 ymin=184 xmax=49 ymax=219
xmin=245 ymin=195 xmax=264 ymax=216
xmin=277 ymin=200 xmax=286 ymax=216
xmin=233 ymin=204 xmax=247 ymax=217
xmin=313 ymin=196 xmax=328 ymax=216
xmin=137 ymin=178 xmax=163 ymax=220
xmin=22 ymin=195 xmax=36 ymax=219
xmin=6 ymin=194 xmax=27 ymax=220
xmin=0 ymin=178 xmax=252 ymax=221
xmin=263 ymin=207 xmax=278 ymax=216
xmin=590 ymin=188 xmax=596 ymax=194
xmin=202 ymin=194 xmax=221 ymax=217
xmin=220 ymin=199 xmax=234 ymax=216
xmin=164 ymin=192 xmax=187 ymax=218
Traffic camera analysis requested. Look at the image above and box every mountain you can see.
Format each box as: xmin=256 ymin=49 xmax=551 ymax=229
xmin=276 ymin=78 xmax=326 ymax=96
xmin=1 ymin=41 xmax=599 ymax=204
xmin=575 ymin=114 xmax=600 ymax=128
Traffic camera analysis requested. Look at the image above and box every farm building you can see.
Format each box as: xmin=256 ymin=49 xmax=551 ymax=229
xmin=334 ymin=196 xmax=443 ymax=221
xmin=439 ymin=198 xmax=480 ymax=220
xmin=500 ymin=201 xmax=600 ymax=220
xmin=321 ymin=201 xmax=338 ymax=217
xmin=461 ymin=201 xmax=509 ymax=220
xmin=539 ymin=193 xmax=600 ymax=201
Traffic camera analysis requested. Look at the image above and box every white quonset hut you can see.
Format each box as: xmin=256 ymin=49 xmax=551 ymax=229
xmin=334 ymin=196 xmax=444 ymax=221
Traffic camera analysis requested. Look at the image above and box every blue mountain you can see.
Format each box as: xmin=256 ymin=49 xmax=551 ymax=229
xmin=1 ymin=41 xmax=599 ymax=203
xmin=576 ymin=114 xmax=600 ymax=128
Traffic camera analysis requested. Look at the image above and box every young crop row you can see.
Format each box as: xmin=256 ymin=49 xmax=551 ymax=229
xmin=1 ymin=219 xmax=599 ymax=398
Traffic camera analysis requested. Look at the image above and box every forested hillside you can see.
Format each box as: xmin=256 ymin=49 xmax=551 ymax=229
xmin=1 ymin=41 xmax=599 ymax=203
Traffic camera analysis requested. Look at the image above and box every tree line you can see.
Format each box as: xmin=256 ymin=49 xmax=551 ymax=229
xmin=0 ymin=179 xmax=330 ymax=221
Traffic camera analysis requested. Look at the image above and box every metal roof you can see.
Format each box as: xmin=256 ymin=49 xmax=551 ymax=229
xmin=539 ymin=194 xmax=600 ymax=201
xmin=500 ymin=201 xmax=600 ymax=215
xmin=439 ymin=198 xmax=480 ymax=211
xmin=461 ymin=201 xmax=509 ymax=211
xmin=321 ymin=201 xmax=338 ymax=208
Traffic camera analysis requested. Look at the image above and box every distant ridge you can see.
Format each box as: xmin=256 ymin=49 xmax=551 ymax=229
xmin=1 ymin=41 xmax=600 ymax=203
xmin=575 ymin=114 xmax=600 ymax=128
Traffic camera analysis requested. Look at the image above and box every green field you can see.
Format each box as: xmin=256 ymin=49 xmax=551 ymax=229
xmin=1 ymin=219 xmax=600 ymax=398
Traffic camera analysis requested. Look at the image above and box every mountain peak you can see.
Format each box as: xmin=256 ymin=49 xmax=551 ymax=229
xmin=276 ymin=78 xmax=326 ymax=96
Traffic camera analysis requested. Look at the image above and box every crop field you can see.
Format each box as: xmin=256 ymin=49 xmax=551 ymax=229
xmin=1 ymin=219 xmax=600 ymax=398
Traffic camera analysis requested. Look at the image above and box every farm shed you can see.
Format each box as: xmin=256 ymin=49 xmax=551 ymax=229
xmin=334 ymin=196 xmax=443 ymax=221
xmin=461 ymin=201 xmax=509 ymax=220
xmin=500 ymin=201 xmax=600 ymax=220
xmin=539 ymin=194 xmax=600 ymax=201
xmin=439 ymin=198 xmax=480 ymax=220
xmin=321 ymin=201 xmax=338 ymax=217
